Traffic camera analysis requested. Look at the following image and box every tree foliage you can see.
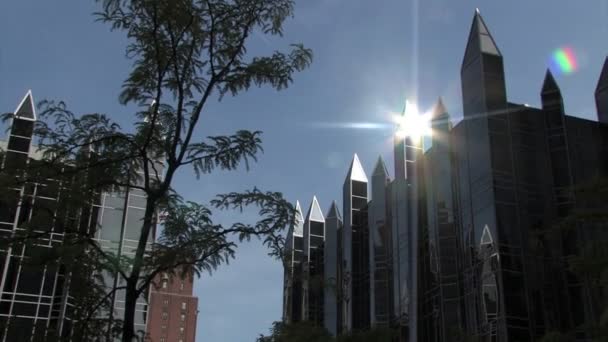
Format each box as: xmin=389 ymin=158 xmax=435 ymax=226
xmin=256 ymin=321 xmax=397 ymax=342
xmin=0 ymin=0 xmax=311 ymax=340
xmin=536 ymin=177 xmax=608 ymax=342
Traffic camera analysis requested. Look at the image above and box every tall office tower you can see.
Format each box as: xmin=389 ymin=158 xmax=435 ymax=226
xmin=341 ymin=154 xmax=370 ymax=331
xmin=302 ymin=197 xmax=325 ymax=325
xmin=0 ymin=91 xmax=154 ymax=340
xmin=453 ymin=11 xmax=608 ymax=341
xmin=596 ymin=57 xmax=608 ymax=124
xmin=391 ymin=103 xmax=423 ymax=342
xmin=147 ymin=272 xmax=198 ymax=342
xmin=282 ymin=201 xmax=305 ymax=323
xmin=324 ymin=201 xmax=342 ymax=336
xmin=458 ymin=9 xmax=518 ymax=340
xmin=0 ymin=91 xmax=65 ymax=341
xmin=368 ymin=156 xmax=392 ymax=328
xmin=541 ymin=67 xmax=608 ymax=337
xmin=421 ymin=99 xmax=462 ymax=341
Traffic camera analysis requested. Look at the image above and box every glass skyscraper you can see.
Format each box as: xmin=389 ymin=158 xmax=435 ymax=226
xmin=0 ymin=91 xmax=154 ymax=340
xmin=282 ymin=9 xmax=608 ymax=342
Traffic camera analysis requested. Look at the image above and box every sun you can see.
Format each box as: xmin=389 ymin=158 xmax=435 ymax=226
xmin=393 ymin=100 xmax=432 ymax=142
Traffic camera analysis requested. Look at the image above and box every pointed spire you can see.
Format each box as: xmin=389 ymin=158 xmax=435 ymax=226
xmin=463 ymin=10 xmax=501 ymax=68
xmin=596 ymin=57 xmax=608 ymax=93
xmin=480 ymin=225 xmax=494 ymax=246
xmin=326 ymin=201 xmax=342 ymax=221
xmin=293 ymin=200 xmax=304 ymax=236
xmin=306 ymin=196 xmax=325 ymax=222
xmin=432 ymin=97 xmax=448 ymax=119
xmin=542 ymin=69 xmax=561 ymax=95
xmin=596 ymin=57 xmax=608 ymax=124
xmin=345 ymin=153 xmax=368 ymax=183
xmin=372 ymin=155 xmax=389 ymax=178
xmin=14 ymin=90 xmax=36 ymax=121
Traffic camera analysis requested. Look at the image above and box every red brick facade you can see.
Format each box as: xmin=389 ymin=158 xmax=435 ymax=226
xmin=146 ymin=273 xmax=198 ymax=342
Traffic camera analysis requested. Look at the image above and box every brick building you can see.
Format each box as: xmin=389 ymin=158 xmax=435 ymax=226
xmin=146 ymin=272 xmax=198 ymax=342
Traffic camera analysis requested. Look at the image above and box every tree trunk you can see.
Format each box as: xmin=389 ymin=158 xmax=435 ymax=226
xmin=122 ymin=279 xmax=138 ymax=341
xmin=121 ymin=197 xmax=157 ymax=341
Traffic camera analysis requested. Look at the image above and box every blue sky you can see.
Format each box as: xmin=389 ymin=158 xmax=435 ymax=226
xmin=1 ymin=0 xmax=607 ymax=341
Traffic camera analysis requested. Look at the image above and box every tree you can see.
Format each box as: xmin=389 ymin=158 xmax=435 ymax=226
xmin=257 ymin=321 xmax=332 ymax=342
xmin=256 ymin=321 xmax=397 ymax=342
xmin=535 ymin=177 xmax=608 ymax=341
xmin=1 ymin=0 xmax=312 ymax=340
xmin=335 ymin=327 xmax=397 ymax=342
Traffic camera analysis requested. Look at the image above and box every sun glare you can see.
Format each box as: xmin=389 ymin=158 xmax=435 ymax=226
xmin=393 ymin=100 xmax=432 ymax=142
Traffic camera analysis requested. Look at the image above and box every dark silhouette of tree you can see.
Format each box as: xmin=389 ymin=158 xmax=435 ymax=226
xmin=256 ymin=321 xmax=398 ymax=342
xmin=257 ymin=321 xmax=332 ymax=342
xmin=0 ymin=0 xmax=311 ymax=340
xmin=536 ymin=177 xmax=608 ymax=342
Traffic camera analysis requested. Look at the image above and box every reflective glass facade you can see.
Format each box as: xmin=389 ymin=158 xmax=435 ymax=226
xmin=342 ymin=155 xmax=370 ymax=331
xmin=282 ymin=11 xmax=608 ymax=342
xmin=0 ymin=92 xmax=154 ymax=341
xmin=303 ymin=197 xmax=325 ymax=325
xmin=324 ymin=202 xmax=342 ymax=335
xmin=369 ymin=158 xmax=392 ymax=328
xmin=283 ymin=202 xmax=304 ymax=324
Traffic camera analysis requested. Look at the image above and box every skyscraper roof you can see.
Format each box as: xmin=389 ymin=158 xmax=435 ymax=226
xmin=306 ymin=196 xmax=325 ymax=222
xmin=326 ymin=201 xmax=342 ymax=221
xmin=14 ymin=90 xmax=36 ymax=121
xmin=372 ymin=155 xmax=389 ymax=178
xmin=432 ymin=97 xmax=448 ymax=120
xmin=345 ymin=153 xmax=368 ymax=183
xmin=480 ymin=225 xmax=494 ymax=246
xmin=596 ymin=56 xmax=608 ymax=92
xmin=542 ymin=69 xmax=561 ymax=95
xmin=462 ymin=9 xmax=501 ymax=68
xmin=293 ymin=200 xmax=304 ymax=236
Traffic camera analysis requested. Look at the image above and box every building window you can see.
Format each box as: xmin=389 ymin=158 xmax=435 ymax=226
xmin=181 ymin=314 xmax=185 ymax=321
xmin=160 ymin=338 xmax=165 ymax=342
xmin=162 ymin=280 xmax=167 ymax=289
xmin=180 ymin=282 xmax=184 ymax=291
xmin=181 ymin=302 xmax=187 ymax=310
xmin=162 ymin=312 xmax=168 ymax=320
xmin=163 ymin=299 xmax=169 ymax=306
xmin=180 ymin=327 xmax=185 ymax=335
xmin=161 ymin=325 xmax=166 ymax=330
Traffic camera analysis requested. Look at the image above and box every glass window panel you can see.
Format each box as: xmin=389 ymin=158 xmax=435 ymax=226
xmin=352 ymin=196 xmax=368 ymax=210
xmin=310 ymin=235 xmax=324 ymax=248
xmin=7 ymin=136 xmax=30 ymax=153
xmin=37 ymin=181 xmax=59 ymax=199
xmin=351 ymin=181 xmax=367 ymax=198
xmin=17 ymin=265 xmax=43 ymax=294
xmin=38 ymin=305 xmax=50 ymax=318
xmin=0 ymin=191 xmax=19 ymax=223
xmin=18 ymin=196 xmax=33 ymax=227
xmin=125 ymin=208 xmax=144 ymax=241
xmin=294 ymin=237 xmax=303 ymax=251
xmin=42 ymin=268 xmax=56 ymax=296
xmin=104 ymin=194 xmax=126 ymax=209
xmin=7 ymin=317 xmax=34 ymax=340
xmin=32 ymin=197 xmax=57 ymax=229
xmin=12 ymin=302 xmax=37 ymax=317
xmin=129 ymin=195 xmax=147 ymax=209
xmin=4 ymin=152 xmax=27 ymax=171
xmin=100 ymin=207 xmax=124 ymax=242
xmin=11 ymin=120 xmax=34 ymax=138
xmin=310 ymin=222 xmax=324 ymax=236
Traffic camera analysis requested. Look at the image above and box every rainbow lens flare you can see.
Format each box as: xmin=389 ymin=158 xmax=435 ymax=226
xmin=551 ymin=47 xmax=578 ymax=75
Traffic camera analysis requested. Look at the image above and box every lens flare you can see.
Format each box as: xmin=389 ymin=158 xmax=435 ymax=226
xmin=393 ymin=100 xmax=432 ymax=142
xmin=551 ymin=47 xmax=578 ymax=75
